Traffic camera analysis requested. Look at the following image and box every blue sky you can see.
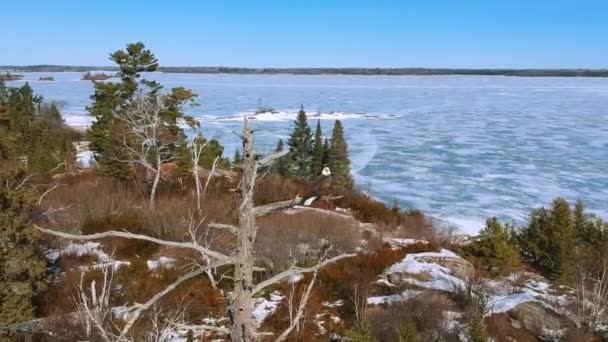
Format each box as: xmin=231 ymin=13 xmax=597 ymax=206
xmin=3 ymin=0 xmax=607 ymax=68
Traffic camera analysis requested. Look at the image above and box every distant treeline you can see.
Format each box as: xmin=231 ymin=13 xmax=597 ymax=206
xmin=2 ymin=65 xmax=608 ymax=77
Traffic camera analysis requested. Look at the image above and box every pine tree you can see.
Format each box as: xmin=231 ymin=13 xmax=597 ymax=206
xmin=472 ymin=217 xmax=521 ymax=276
xmin=468 ymin=310 xmax=488 ymax=342
xmin=322 ymin=137 xmax=330 ymax=166
xmin=518 ymin=197 xmax=576 ymax=282
xmin=346 ymin=319 xmax=378 ymax=342
xmin=87 ymin=42 xmax=161 ymax=178
xmin=233 ymin=149 xmax=242 ymax=165
xmin=397 ymin=318 xmax=419 ymax=342
xmin=87 ymin=42 xmax=196 ymax=181
xmin=286 ymin=106 xmax=313 ymax=180
xmin=551 ymin=197 xmax=576 ymax=282
xmin=328 ymin=120 xmax=353 ymax=190
xmin=273 ymin=138 xmax=288 ymax=176
xmin=0 ymin=169 xmax=48 ymax=326
xmin=311 ymin=119 xmax=324 ymax=177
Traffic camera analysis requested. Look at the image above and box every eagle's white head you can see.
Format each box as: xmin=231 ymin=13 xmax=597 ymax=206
xmin=321 ymin=167 xmax=331 ymax=176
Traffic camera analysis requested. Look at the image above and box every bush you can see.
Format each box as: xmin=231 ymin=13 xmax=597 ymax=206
xmin=468 ymin=217 xmax=521 ymax=276
xmin=256 ymin=211 xmax=360 ymax=273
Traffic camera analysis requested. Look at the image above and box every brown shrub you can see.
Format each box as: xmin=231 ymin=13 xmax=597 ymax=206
xmin=256 ymin=211 xmax=361 ymax=273
xmin=115 ymin=258 xmax=224 ymax=321
xmin=319 ymin=242 xmax=438 ymax=322
xmin=336 ymin=191 xmax=436 ymax=240
xmin=367 ymin=291 xmax=456 ymax=341
xmin=255 ymin=174 xmax=311 ymax=205
xmin=485 ymin=313 xmax=538 ymax=342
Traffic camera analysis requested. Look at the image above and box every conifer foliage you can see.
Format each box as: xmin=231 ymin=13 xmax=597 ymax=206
xmin=518 ymin=197 xmax=577 ymax=282
xmin=311 ymin=119 xmax=324 ymax=177
xmin=329 ymin=120 xmax=354 ymax=190
xmin=87 ymin=42 xmax=197 ymax=180
xmin=0 ymin=169 xmax=48 ymax=326
xmin=471 ymin=217 xmax=521 ymax=276
xmin=286 ymin=106 xmax=313 ymax=180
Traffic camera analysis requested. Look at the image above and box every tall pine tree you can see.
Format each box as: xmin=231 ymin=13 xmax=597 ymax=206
xmin=286 ymin=106 xmax=313 ymax=180
xmin=322 ymin=137 xmax=330 ymax=167
xmin=328 ymin=120 xmax=354 ymax=190
xmin=87 ymin=42 xmax=160 ymax=179
xmin=87 ymin=42 xmax=196 ymax=181
xmin=311 ymin=119 xmax=324 ymax=177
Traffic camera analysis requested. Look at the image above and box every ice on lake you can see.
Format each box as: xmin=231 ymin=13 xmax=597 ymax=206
xmin=7 ymin=72 xmax=608 ymax=234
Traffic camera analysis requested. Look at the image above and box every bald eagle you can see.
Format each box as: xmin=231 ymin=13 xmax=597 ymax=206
xmin=303 ymin=167 xmax=332 ymax=206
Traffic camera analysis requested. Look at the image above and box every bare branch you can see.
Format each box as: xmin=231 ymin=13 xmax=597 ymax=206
xmin=171 ymin=323 xmax=230 ymax=334
xmin=257 ymin=150 xmax=288 ymax=168
xmin=274 ymin=265 xmax=320 ymax=342
xmin=253 ymin=253 xmax=356 ymax=295
xmin=253 ymin=196 xmax=302 ymax=217
xmin=34 ymin=224 xmax=230 ymax=260
xmin=208 ymin=222 xmax=238 ymax=234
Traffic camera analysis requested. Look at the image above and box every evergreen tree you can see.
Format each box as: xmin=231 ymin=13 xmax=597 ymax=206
xmin=286 ymin=106 xmax=313 ymax=180
xmin=397 ymin=318 xmax=419 ymax=342
xmin=346 ymin=319 xmax=378 ymax=342
xmin=273 ymin=138 xmax=288 ymax=176
xmin=322 ymin=137 xmax=330 ymax=166
xmin=87 ymin=42 xmax=160 ymax=178
xmin=233 ymin=149 xmax=242 ymax=165
xmin=472 ymin=217 xmax=521 ymax=276
xmin=551 ymin=197 xmax=576 ymax=282
xmin=518 ymin=197 xmax=576 ymax=282
xmin=468 ymin=310 xmax=488 ymax=342
xmin=0 ymin=169 xmax=48 ymax=326
xmin=311 ymin=119 xmax=324 ymax=177
xmin=87 ymin=42 xmax=196 ymax=181
xmin=328 ymin=120 xmax=354 ymax=190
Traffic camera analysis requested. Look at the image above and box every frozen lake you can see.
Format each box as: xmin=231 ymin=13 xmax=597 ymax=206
xmin=7 ymin=72 xmax=608 ymax=234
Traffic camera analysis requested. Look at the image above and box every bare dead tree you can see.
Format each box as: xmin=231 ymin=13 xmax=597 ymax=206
xmin=113 ymin=94 xmax=183 ymax=208
xmin=36 ymin=118 xmax=355 ymax=341
xmin=72 ymin=263 xmax=115 ymax=342
xmin=190 ymin=135 xmax=207 ymax=211
xmin=576 ymin=263 xmax=608 ymax=331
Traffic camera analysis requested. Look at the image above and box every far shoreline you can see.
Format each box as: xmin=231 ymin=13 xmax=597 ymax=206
xmin=2 ymin=66 xmax=608 ymax=77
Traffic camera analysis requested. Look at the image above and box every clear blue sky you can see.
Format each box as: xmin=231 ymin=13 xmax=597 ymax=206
xmin=3 ymin=0 xmax=607 ymax=68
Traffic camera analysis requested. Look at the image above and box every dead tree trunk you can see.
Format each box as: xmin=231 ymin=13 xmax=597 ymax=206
xmin=231 ymin=119 xmax=258 ymax=341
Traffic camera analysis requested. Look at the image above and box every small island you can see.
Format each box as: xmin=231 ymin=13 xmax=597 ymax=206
xmin=0 ymin=72 xmax=24 ymax=81
xmin=38 ymin=76 xmax=55 ymax=81
xmin=82 ymin=71 xmax=112 ymax=81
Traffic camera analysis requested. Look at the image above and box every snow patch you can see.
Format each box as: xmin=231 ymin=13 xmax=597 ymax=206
xmin=253 ymin=292 xmax=284 ymax=326
xmin=147 ymin=257 xmax=176 ymax=270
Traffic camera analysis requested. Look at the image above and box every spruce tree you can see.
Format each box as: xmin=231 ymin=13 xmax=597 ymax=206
xmin=0 ymin=169 xmax=48 ymax=326
xmin=328 ymin=120 xmax=354 ymax=190
xmin=346 ymin=319 xmax=378 ymax=342
xmin=472 ymin=217 xmax=521 ymax=276
xmin=233 ymin=149 xmax=242 ymax=165
xmin=322 ymin=137 xmax=330 ymax=166
xmin=87 ymin=42 xmax=161 ymax=178
xmin=273 ymin=138 xmax=288 ymax=176
xmin=286 ymin=106 xmax=313 ymax=180
xmin=551 ymin=197 xmax=576 ymax=282
xmin=518 ymin=197 xmax=576 ymax=282
xmin=397 ymin=318 xmax=420 ymax=342
xmin=87 ymin=42 xmax=196 ymax=181
xmin=468 ymin=310 xmax=488 ymax=342
xmin=311 ymin=119 xmax=324 ymax=177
